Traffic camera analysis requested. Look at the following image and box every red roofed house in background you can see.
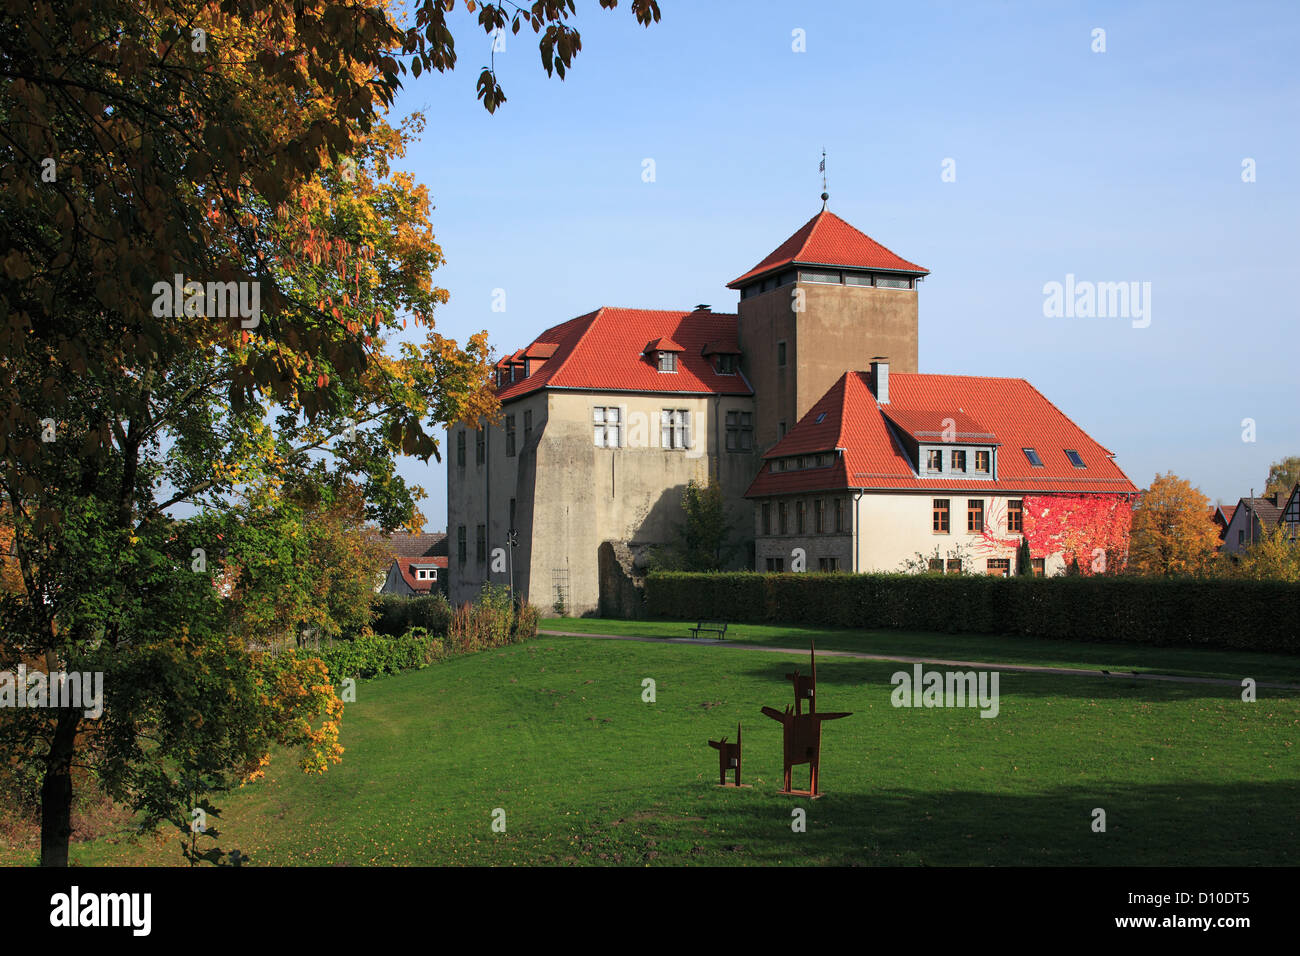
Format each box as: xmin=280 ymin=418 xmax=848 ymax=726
xmin=746 ymin=366 xmax=1136 ymax=575
xmin=374 ymin=531 xmax=449 ymax=597
xmin=448 ymin=206 xmax=1136 ymax=611
xmin=1211 ymin=504 xmax=1237 ymax=545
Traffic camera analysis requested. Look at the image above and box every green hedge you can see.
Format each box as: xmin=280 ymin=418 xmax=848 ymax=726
xmin=315 ymin=627 xmax=445 ymax=680
xmin=644 ymin=572 xmax=1300 ymax=653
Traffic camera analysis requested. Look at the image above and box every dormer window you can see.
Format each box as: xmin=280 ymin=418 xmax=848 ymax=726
xmin=975 ymin=450 xmax=990 ymax=473
xmin=716 ymin=353 xmax=737 ymax=374
xmin=926 ymin=449 xmax=942 ymax=472
xmin=951 ymin=450 xmax=967 ymax=472
xmin=646 ymin=337 xmax=683 ymax=372
xmin=414 ymin=567 xmax=437 ymax=581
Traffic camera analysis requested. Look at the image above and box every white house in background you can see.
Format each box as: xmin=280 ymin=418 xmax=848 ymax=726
xmin=745 ymin=365 xmax=1138 ymax=575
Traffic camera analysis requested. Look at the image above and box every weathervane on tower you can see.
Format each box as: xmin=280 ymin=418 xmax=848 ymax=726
xmin=820 ymin=148 xmax=829 ymax=207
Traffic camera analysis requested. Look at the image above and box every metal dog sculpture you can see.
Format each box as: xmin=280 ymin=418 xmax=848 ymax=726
xmin=707 ymin=722 xmax=744 ymax=787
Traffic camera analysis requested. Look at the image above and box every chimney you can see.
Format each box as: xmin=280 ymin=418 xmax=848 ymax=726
xmin=870 ymin=357 xmax=889 ymax=404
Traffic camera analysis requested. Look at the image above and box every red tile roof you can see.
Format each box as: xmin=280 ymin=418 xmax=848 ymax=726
xmin=494 ymin=307 xmax=754 ymax=403
xmin=368 ymin=531 xmax=446 ymax=559
xmin=393 ymin=555 xmax=448 ymax=594
xmin=746 ymin=371 xmax=1137 ymax=497
xmin=727 ymin=209 xmax=928 ymax=288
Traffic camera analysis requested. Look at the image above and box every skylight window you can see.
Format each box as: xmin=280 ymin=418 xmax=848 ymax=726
xmin=1023 ymin=448 xmax=1044 ymax=467
xmin=815 ymin=413 xmax=826 ymax=424
xmin=1065 ymin=449 xmax=1086 ymax=468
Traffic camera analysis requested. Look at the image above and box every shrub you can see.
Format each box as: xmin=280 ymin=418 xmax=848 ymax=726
xmin=405 ymin=593 xmax=453 ymax=636
xmin=314 ymin=588 xmax=542 ymax=687
xmin=512 ymin=601 xmax=540 ymax=642
xmin=315 ymin=628 xmax=444 ymax=681
xmin=447 ymin=584 xmax=517 ymax=653
xmin=371 ymin=593 xmax=453 ymax=638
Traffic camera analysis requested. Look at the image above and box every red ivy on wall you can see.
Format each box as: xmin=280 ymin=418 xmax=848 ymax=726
xmin=974 ymin=494 xmax=1134 ymax=573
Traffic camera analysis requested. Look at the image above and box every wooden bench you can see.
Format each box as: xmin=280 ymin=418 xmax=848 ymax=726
xmin=691 ymin=620 xmax=728 ymax=640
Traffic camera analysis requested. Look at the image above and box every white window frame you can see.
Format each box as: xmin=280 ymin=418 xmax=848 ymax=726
xmin=593 ymin=405 xmax=622 ymax=448
xmin=660 ymin=408 xmax=691 ymax=450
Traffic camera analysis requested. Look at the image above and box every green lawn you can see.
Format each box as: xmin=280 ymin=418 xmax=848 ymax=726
xmin=46 ymin=633 xmax=1300 ymax=867
xmin=544 ymin=617 xmax=1300 ymax=685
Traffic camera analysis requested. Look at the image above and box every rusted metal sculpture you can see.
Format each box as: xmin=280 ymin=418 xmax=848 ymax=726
xmin=707 ymin=722 xmax=746 ymax=787
xmin=761 ymin=641 xmax=850 ymax=798
xmin=784 ymin=642 xmax=819 ymax=715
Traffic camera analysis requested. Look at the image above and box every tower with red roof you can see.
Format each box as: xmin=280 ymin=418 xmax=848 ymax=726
xmin=727 ymin=209 xmax=929 ymax=451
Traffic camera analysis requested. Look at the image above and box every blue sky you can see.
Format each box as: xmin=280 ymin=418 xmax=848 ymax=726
xmin=383 ymin=0 xmax=1299 ymax=530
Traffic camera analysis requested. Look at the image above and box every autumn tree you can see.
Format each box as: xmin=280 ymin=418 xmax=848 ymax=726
xmin=1229 ymin=523 xmax=1300 ymax=583
xmin=0 ymin=505 xmax=21 ymax=595
xmin=1264 ymin=456 xmax=1300 ymax=499
xmin=211 ymin=478 xmax=393 ymax=651
xmin=1127 ymin=473 xmax=1222 ymax=575
xmin=0 ymin=0 xmax=660 ymax=865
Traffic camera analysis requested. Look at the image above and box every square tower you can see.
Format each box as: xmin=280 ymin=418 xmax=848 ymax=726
xmin=728 ymin=209 xmax=927 ymax=451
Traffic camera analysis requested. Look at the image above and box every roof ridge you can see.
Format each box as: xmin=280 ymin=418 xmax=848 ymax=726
xmin=596 ymin=305 xmax=739 ymax=317
xmin=837 ymin=369 xmax=871 ymax=448
xmin=889 ymin=371 xmax=1033 ymax=383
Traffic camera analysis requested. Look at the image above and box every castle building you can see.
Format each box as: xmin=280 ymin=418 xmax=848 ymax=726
xmin=447 ymin=208 xmax=1137 ymax=613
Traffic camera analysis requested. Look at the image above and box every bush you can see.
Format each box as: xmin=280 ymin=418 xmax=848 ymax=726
xmin=315 ymin=627 xmax=445 ymax=681
xmin=371 ymin=593 xmax=453 ymax=639
xmin=644 ymin=571 xmax=1300 ymax=654
xmin=512 ymin=601 xmax=540 ymax=642
xmin=405 ymin=593 xmax=454 ymax=636
xmin=447 ymin=584 xmax=527 ymax=653
xmin=314 ymin=588 xmax=542 ymax=686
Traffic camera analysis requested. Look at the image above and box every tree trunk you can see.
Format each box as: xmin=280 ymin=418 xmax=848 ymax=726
xmin=39 ymin=707 xmax=80 ymax=866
